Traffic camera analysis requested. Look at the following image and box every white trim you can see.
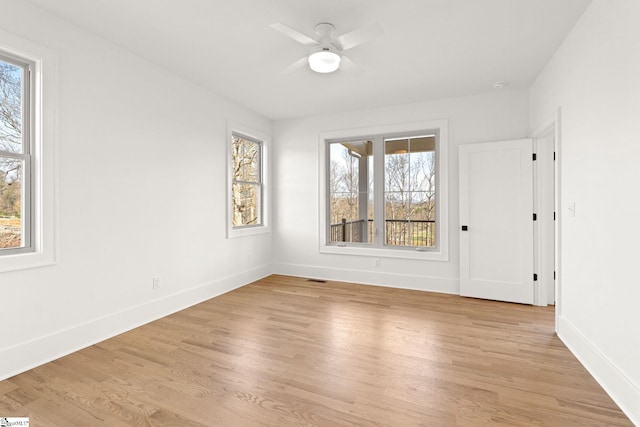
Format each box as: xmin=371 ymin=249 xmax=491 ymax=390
xmin=318 ymin=119 xmax=449 ymax=261
xmin=226 ymin=121 xmax=271 ymax=239
xmin=531 ymin=130 xmax=554 ymax=307
xmin=0 ymin=263 xmax=272 ymax=381
xmin=529 ymin=109 xmax=561 ymax=323
xmin=273 ymin=262 xmax=459 ymax=295
xmin=0 ymin=29 xmax=58 ymax=273
xmin=558 ymin=316 xmax=640 ymax=426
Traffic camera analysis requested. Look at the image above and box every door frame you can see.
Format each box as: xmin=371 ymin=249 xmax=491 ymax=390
xmin=529 ymin=108 xmax=561 ymax=330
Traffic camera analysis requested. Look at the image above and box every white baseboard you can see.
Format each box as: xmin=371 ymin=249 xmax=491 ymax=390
xmin=558 ymin=315 xmax=640 ymax=426
xmin=0 ymin=264 xmax=272 ymax=381
xmin=272 ymin=262 xmax=459 ymax=295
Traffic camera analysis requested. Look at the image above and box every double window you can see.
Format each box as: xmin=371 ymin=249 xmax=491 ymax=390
xmin=0 ymin=53 xmax=32 ymax=255
xmin=321 ymin=121 xmax=448 ymax=260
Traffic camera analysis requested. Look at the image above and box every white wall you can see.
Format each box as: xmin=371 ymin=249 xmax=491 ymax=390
xmin=0 ymin=0 xmax=272 ymax=380
xmin=530 ymin=0 xmax=640 ymax=423
xmin=272 ymin=90 xmax=529 ymax=293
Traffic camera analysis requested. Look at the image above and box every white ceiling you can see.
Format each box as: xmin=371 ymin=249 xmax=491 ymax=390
xmin=25 ymin=0 xmax=592 ymax=120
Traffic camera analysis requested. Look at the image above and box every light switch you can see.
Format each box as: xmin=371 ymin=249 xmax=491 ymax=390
xmin=568 ymin=201 xmax=576 ymax=217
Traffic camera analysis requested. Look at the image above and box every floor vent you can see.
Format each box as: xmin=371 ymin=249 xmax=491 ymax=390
xmin=307 ymin=279 xmax=327 ymax=283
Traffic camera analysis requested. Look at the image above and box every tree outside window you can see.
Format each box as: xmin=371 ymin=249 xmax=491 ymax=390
xmin=231 ymin=134 xmax=262 ymax=228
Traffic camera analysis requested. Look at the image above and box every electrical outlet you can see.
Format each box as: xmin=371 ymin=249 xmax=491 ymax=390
xmin=374 ymin=258 xmax=381 ymax=268
xmin=152 ymin=276 xmax=161 ymax=290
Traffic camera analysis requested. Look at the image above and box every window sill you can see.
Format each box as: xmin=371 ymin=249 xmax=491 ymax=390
xmin=227 ymin=225 xmax=271 ymax=239
xmin=319 ymin=244 xmax=448 ymax=261
xmin=0 ymin=251 xmax=55 ymax=273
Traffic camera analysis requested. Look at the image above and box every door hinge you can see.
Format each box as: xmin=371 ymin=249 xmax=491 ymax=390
xmin=554 ymin=211 xmax=556 ymax=220
xmin=533 ymin=213 xmax=537 ymax=221
xmin=533 ymin=273 xmax=538 ymax=281
xmin=553 ymin=151 xmax=556 ymax=161
xmin=554 ymin=271 xmax=556 ymax=280
xmin=532 ymin=153 xmax=537 ymax=161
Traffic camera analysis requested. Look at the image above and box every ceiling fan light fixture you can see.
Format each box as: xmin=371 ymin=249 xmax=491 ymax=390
xmin=308 ymin=48 xmax=341 ymax=73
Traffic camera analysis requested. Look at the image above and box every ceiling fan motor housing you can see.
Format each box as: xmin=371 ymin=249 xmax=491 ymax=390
xmin=314 ymin=23 xmax=336 ymax=41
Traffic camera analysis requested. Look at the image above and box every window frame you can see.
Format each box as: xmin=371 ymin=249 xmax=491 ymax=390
xmin=0 ymin=29 xmax=57 ymax=273
xmin=381 ymin=132 xmax=438 ymax=249
xmin=0 ymin=52 xmax=33 ymax=256
xmin=319 ymin=120 xmax=449 ymax=261
xmin=226 ymin=122 xmax=270 ymax=239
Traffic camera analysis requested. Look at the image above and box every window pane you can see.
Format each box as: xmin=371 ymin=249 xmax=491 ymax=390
xmin=0 ymin=156 xmax=24 ymax=249
xmin=385 ymin=138 xmax=409 ymax=192
xmin=232 ymin=182 xmax=261 ymax=227
xmin=231 ymin=133 xmax=263 ymax=230
xmin=384 ymin=135 xmax=436 ymax=248
xmin=0 ymin=59 xmax=23 ymax=154
xmin=329 ymin=191 xmax=372 ymax=244
xmin=232 ymin=136 xmax=260 ymax=183
xmin=328 ymin=140 xmax=373 ymax=244
xmin=384 ymin=192 xmax=436 ymax=247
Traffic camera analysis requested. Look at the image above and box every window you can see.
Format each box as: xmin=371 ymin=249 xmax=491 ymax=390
xmin=0 ymin=30 xmax=56 ymax=272
xmin=0 ymin=53 xmax=31 ymax=255
xmin=227 ymin=124 xmax=269 ymax=238
xmin=328 ymin=140 xmax=373 ymax=244
xmin=383 ymin=135 xmax=436 ymax=247
xmin=320 ymin=120 xmax=448 ymax=260
xmin=232 ymin=133 xmax=262 ymax=227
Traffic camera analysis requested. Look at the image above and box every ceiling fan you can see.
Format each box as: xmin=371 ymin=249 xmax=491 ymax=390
xmin=270 ymin=21 xmax=384 ymax=74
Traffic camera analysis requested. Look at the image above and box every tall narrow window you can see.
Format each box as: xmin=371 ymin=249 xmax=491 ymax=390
xmin=231 ymin=133 xmax=262 ymax=228
xmin=0 ymin=31 xmax=56 ymax=272
xmin=0 ymin=54 xmax=31 ymax=254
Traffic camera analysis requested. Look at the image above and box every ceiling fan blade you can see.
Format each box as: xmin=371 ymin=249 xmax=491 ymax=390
xmin=282 ymin=56 xmax=309 ymax=74
xmin=340 ymin=55 xmax=365 ymax=77
xmin=337 ymin=22 xmax=384 ymax=51
xmin=270 ymin=22 xmax=317 ymax=46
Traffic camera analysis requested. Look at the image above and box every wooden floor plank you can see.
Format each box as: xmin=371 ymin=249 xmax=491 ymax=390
xmin=0 ymin=275 xmax=633 ymax=426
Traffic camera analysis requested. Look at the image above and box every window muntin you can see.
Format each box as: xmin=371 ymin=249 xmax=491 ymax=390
xmin=231 ymin=133 xmax=263 ymax=228
xmin=0 ymin=54 xmax=32 ymax=254
xmin=326 ymin=131 xmax=439 ymax=252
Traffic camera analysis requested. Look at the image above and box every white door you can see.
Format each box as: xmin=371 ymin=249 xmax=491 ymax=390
xmin=459 ymin=139 xmax=534 ymax=304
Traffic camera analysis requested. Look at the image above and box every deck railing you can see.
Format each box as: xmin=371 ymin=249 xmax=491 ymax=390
xmin=330 ymin=218 xmax=435 ymax=247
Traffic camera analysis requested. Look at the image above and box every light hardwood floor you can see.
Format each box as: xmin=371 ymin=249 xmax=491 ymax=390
xmin=0 ymin=275 xmax=632 ymax=426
